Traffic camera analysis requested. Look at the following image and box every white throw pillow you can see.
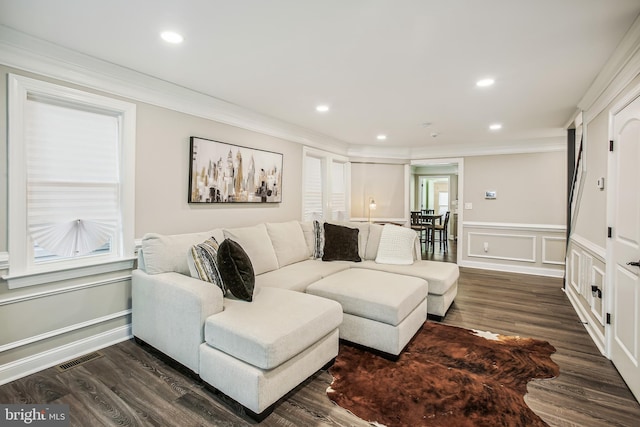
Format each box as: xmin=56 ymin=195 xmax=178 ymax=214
xmin=375 ymin=224 xmax=417 ymax=265
xmin=266 ymin=221 xmax=311 ymax=268
xmin=223 ymin=224 xmax=279 ymax=275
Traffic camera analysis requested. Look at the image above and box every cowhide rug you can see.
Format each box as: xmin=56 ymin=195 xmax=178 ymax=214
xmin=327 ymin=322 xmax=559 ymax=427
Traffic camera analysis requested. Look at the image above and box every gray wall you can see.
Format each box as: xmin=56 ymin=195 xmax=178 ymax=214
xmin=350 ymin=162 xmax=406 ymax=220
xmin=135 ymin=103 xmax=303 ymax=236
xmin=461 ymin=151 xmax=567 ymax=275
xmin=463 ymin=152 xmax=566 ymax=225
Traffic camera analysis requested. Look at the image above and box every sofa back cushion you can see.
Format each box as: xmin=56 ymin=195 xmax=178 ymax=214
xmin=141 ymin=229 xmax=224 ymax=275
xmin=266 ymin=221 xmax=310 ymax=268
xmin=299 ymin=221 xmax=317 ymax=258
xmin=365 ymin=223 xmax=384 ymax=260
xmin=223 ymin=223 xmax=279 ymax=275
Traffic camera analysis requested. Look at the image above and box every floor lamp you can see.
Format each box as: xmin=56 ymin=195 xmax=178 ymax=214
xmin=368 ymin=197 xmax=377 ymax=223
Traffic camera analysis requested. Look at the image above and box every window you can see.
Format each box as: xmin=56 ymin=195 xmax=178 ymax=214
xmin=5 ymin=74 xmax=136 ymax=288
xmin=301 ymin=147 xmax=350 ymax=221
xmin=303 ymin=155 xmax=323 ymax=220
xmin=330 ymin=160 xmax=347 ymax=220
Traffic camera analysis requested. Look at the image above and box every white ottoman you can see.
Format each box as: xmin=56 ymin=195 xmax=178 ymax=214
xmin=306 ymin=269 xmax=428 ymax=357
xmin=199 ymin=287 xmax=342 ymax=419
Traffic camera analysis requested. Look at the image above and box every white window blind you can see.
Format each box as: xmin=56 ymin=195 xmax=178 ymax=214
xmin=303 ymin=155 xmax=323 ymax=221
xmin=331 ymin=161 xmax=346 ymax=220
xmin=25 ymin=97 xmax=120 ymax=259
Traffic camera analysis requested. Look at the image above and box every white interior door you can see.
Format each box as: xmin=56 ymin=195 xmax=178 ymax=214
xmin=610 ymin=95 xmax=640 ymax=401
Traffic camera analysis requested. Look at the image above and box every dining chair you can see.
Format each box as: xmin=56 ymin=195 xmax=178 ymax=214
xmin=410 ymin=211 xmax=428 ymax=250
xmin=433 ymin=211 xmax=451 ymax=251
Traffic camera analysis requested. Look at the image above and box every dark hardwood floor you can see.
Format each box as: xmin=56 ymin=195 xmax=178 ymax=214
xmin=422 ymin=237 xmax=457 ymax=263
xmin=1 ymin=267 xmax=639 ymax=426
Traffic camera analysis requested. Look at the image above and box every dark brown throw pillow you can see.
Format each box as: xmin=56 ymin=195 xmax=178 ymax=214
xmin=322 ymin=223 xmax=362 ymax=262
xmin=217 ymin=239 xmax=255 ymax=302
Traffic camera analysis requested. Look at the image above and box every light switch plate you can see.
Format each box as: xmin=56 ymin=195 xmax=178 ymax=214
xmin=464 ymin=202 xmax=473 ymax=210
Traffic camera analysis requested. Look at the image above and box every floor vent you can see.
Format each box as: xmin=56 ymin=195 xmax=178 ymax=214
xmin=56 ymin=351 xmax=104 ymax=372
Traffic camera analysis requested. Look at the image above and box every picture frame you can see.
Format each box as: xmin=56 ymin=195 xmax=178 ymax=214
xmin=188 ymin=136 xmax=283 ymax=203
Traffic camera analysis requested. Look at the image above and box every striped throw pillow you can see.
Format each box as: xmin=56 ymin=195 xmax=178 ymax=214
xmin=313 ymin=220 xmax=324 ymax=259
xmin=188 ymin=237 xmax=227 ymax=295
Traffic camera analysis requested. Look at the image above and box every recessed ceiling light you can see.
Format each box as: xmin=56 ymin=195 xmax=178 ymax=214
xmin=160 ymin=31 xmax=184 ymax=44
xmin=489 ymin=123 xmax=502 ymax=130
xmin=376 ymin=134 xmax=387 ymax=140
xmin=476 ymin=78 xmax=495 ymax=87
xmin=316 ymin=105 xmax=330 ymax=113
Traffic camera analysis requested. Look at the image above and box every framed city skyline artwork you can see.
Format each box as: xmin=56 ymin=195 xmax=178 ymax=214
xmin=188 ymin=136 xmax=283 ymax=203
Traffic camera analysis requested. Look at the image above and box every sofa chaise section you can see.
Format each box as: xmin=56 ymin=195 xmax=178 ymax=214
xmin=200 ymin=287 xmax=342 ymax=416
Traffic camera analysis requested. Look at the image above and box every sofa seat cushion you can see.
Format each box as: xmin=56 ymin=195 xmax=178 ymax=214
xmin=255 ymin=262 xmax=323 ymax=292
xmin=354 ymin=260 xmax=459 ymax=295
xmin=255 ymin=259 xmax=352 ymax=292
xmin=306 ymin=269 xmax=428 ymax=326
xmin=204 ymin=287 xmax=342 ymax=370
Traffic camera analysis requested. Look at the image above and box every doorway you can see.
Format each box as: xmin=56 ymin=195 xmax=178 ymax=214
xmin=410 ymin=158 xmax=463 ymax=264
xmin=418 ymin=176 xmax=450 ymax=216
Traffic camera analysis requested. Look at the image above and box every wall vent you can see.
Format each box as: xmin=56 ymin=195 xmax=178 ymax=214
xmin=56 ymin=351 xmax=104 ymax=372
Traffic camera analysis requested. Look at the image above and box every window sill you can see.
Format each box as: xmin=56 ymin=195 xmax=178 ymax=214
xmin=2 ymin=257 xmax=136 ymax=289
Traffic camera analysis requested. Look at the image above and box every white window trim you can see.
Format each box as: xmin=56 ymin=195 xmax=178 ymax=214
xmin=301 ymin=146 xmax=350 ymax=221
xmin=3 ymin=74 xmax=136 ymax=288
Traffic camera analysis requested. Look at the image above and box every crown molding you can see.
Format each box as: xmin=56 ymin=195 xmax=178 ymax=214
xmin=579 ymin=14 xmax=640 ymax=124
xmin=0 ymin=25 xmax=349 ymax=155
xmin=349 ymin=135 xmax=566 ymax=160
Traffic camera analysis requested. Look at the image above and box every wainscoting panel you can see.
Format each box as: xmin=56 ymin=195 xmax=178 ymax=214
xmin=461 ymin=222 xmax=566 ymax=277
xmin=542 ymin=237 xmax=566 ymax=265
xmin=0 ymin=265 xmax=133 ymax=385
xmin=571 ymin=250 xmax=581 ymax=294
xmin=467 ymin=232 xmax=536 ymax=263
xmin=591 ymin=266 xmax=606 ymax=326
xmin=565 ymin=235 xmax=607 ymax=355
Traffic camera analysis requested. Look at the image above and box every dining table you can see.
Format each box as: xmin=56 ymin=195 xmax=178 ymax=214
xmin=419 ymin=213 xmax=443 ymax=250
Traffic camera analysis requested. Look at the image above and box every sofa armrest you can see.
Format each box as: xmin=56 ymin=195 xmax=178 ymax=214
xmin=132 ymin=269 xmax=224 ymax=373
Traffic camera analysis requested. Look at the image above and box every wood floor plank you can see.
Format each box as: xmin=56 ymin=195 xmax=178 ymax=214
xmin=1 ymin=266 xmax=639 ymax=426
xmin=56 ymin=366 xmax=150 ymax=426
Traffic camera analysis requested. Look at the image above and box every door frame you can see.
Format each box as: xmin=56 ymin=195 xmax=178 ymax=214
xmin=606 ymin=82 xmax=640 ymax=358
xmin=410 ymin=157 xmax=464 ymax=265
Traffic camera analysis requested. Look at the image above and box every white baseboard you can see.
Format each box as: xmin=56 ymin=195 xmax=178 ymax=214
xmin=459 ymin=259 xmax=565 ymax=278
xmin=564 ymin=288 xmax=607 ymax=356
xmin=0 ymin=324 xmax=132 ymax=386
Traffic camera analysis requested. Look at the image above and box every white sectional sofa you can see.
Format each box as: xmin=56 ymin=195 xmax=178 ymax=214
xmin=132 ymin=220 xmax=458 ymax=420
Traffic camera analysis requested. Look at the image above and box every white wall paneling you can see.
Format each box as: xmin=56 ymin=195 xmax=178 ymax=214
xmin=0 ymin=324 xmax=131 ymax=386
xmin=461 ymin=222 xmax=566 ymax=277
xmin=542 ymin=236 xmax=567 ymax=265
xmin=566 ymin=238 xmax=608 ymax=356
xmin=591 ymin=265 xmax=606 ymax=325
xmin=467 ymin=232 xmax=537 ymax=263
xmin=571 ymin=249 xmax=581 ymax=294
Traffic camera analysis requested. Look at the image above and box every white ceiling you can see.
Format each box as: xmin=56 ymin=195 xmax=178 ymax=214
xmin=1 ymin=0 xmax=639 ymax=155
